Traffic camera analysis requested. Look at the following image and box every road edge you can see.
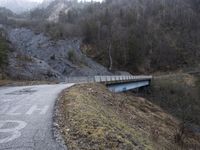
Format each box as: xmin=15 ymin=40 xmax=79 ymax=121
xmin=52 ymin=87 xmax=73 ymax=150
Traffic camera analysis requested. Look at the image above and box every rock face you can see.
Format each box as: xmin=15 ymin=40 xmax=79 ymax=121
xmin=6 ymin=28 xmax=111 ymax=81
xmin=47 ymin=1 xmax=70 ymax=22
xmin=7 ymin=53 xmax=62 ymax=81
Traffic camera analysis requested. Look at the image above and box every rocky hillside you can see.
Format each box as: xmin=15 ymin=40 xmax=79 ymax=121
xmin=1 ymin=26 xmax=111 ymax=81
xmin=29 ymin=0 xmax=82 ymax=22
xmin=45 ymin=0 xmax=74 ymax=22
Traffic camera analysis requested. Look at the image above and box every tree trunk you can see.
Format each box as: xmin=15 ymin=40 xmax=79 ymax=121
xmin=108 ymin=43 xmax=113 ymax=71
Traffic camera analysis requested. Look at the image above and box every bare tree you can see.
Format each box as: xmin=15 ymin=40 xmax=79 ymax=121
xmin=108 ymin=42 xmax=113 ymax=71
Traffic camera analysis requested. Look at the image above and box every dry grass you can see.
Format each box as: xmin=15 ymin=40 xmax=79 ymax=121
xmin=56 ymin=83 xmax=200 ymax=150
xmin=153 ymin=73 xmax=197 ymax=86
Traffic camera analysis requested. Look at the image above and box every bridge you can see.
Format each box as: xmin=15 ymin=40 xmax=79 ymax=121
xmin=65 ymin=75 xmax=152 ymax=93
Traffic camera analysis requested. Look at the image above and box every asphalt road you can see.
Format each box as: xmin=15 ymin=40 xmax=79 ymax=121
xmin=0 ymin=84 xmax=74 ymax=150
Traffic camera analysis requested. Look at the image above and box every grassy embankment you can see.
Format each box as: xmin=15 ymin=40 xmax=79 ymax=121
xmin=149 ymin=73 xmax=200 ymax=126
xmin=56 ymin=83 xmax=200 ymax=150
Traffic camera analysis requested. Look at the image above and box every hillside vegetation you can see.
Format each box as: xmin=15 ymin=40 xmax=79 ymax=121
xmin=55 ymin=84 xmax=200 ymax=150
xmin=147 ymin=74 xmax=200 ymax=127
xmin=2 ymin=0 xmax=199 ymax=73
xmin=17 ymin=0 xmax=199 ymax=73
xmin=78 ymin=0 xmax=200 ymax=73
xmin=0 ymin=29 xmax=8 ymax=72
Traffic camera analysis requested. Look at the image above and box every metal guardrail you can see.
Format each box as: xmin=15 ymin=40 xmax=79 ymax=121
xmin=65 ymin=75 xmax=152 ymax=84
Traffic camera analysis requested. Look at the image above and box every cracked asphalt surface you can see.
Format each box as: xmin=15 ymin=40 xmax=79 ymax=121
xmin=0 ymin=84 xmax=74 ymax=150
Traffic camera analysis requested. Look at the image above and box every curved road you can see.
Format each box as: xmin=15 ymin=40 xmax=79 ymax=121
xmin=0 ymin=84 xmax=74 ymax=150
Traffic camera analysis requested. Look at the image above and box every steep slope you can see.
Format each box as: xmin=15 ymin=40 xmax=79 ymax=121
xmin=55 ymin=84 xmax=200 ymax=149
xmin=46 ymin=0 xmax=73 ymax=22
xmin=3 ymin=27 xmax=111 ymax=81
xmin=32 ymin=0 xmax=199 ymax=73
xmin=5 ymin=0 xmax=199 ymax=74
xmin=30 ymin=0 xmax=80 ymax=22
xmin=147 ymin=73 xmax=200 ymax=127
xmin=80 ymin=0 xmax=200 ymax=73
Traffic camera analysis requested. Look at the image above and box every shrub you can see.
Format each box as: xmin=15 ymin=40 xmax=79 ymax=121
xmin=67 ymin=49 xmax=77 ymax=63
xmin=0 ymin=34 xmax=8 ymax=68
xmin=16 ymin=54 xmax=33 ymax=62
xmin=50 ymin=54 xmax=56 ymax=60
xmin=148 ymin=74 xmax=200 ymax=126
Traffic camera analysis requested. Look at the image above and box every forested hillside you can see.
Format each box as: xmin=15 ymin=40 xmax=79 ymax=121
xmin=77 ymin=0 xmax=200 ymax=73
xmin=25 ymin=0 xmax=200 ymax=73
xmin=1 ymin=0 xmax=200 ymax=74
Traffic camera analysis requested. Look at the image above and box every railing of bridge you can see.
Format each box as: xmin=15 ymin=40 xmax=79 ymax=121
xmin=65 ymin=75 xmax=152 ymax=83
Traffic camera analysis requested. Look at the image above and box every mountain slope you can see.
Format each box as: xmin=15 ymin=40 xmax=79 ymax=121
xmin=80 ymin=0 xmax=200 ymax=73
xmin=46 ymin=0 xmax=72 ymax=22
xmin=2 ymin=27 xmax=111 ymax=81
xmin=0 ymin=0 xmax=39 ymax=13
xmin=27 ymin=0 xmax=199 ymax=73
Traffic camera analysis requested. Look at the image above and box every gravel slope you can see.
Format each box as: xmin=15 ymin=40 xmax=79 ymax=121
xmin=4 ymin=27 xmax=111 ymax=81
